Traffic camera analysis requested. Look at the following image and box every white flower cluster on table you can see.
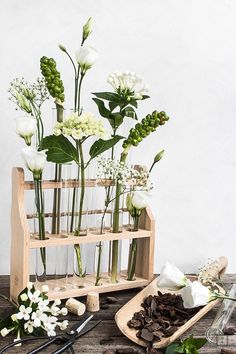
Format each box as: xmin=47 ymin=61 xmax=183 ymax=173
xmin=0 ymin=282 xmax=68 ymax=340
xmin=156 ymin=262 xmax=235 ymax=309
xmin=107 ymin=71 xmax=148 ymax=100
xmin=53 ymin=112 xmax=110 ymax=140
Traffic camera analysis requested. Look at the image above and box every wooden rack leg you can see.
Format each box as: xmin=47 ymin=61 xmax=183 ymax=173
xmin=135 ymin=207 xmax=155 ymax=280
xmin=10 ymin=168 xmax=30 ymax=302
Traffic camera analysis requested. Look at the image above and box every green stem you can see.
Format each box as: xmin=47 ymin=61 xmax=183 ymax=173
xmin=111 ymin=149 xmax=129 ymax=283
xmin=127 ymin=238 xmax=137 ymax=281
xmin=75 ymin=142 xmax=85 ymax=235
xmin=74 ymin=244 xmax=85 ymax=277
xmin=51 ymin=104 xmax=64 ymax=234
xmin=34 ymin=177 xmax=46 ymax=274
xmin=95 ymin=242 xmax=102 ymax=286
xmin=77 ymin=74 xmax=84 ymax=114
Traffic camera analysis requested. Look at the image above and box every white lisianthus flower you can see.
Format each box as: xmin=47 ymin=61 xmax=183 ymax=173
xmin=107 ymin=71 xmax=148 ymax=100
xmin=157 ymin=262 xmax=190 ymax=290
xmin=20 ymin=293 xmax=28 ymax=301
xmin=131 ymin=191 xmax=150 ymax=210
xmin=16 ymin=305 xmax=32 ymax=321
xmin=22 ymin=147 xmax=47 ymax=179
xmin=1 ymin=327 xmax=13 ymax=337
xmin=181 ymin=281 xmax=214 ymax=308
xmin=75 ymin=46 xmax=98 ymax=73
xmin=15 ymin=116 xmax=37 ymax=146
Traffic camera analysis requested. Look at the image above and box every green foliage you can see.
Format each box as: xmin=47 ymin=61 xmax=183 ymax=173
xmin=40 ymin=56 xmax=65 ymax=102
xmin=166 ymin=336 xmax=207 ymax=354
xmin=42 ymin=135 xmax=79 ymax=164
xmin=92 ymin=91 xmax=142 ymax=130
xmin=89 ymin=135 xmax=124 ymax=160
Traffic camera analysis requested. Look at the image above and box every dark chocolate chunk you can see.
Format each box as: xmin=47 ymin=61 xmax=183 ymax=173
xmin=106 ymin=296 xmax=118 ymax=304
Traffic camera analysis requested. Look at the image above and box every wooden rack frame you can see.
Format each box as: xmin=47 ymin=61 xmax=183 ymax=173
xmin=10 ymin=167 xmax=155 ymax=302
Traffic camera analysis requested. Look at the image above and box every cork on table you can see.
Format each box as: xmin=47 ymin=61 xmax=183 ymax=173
xmin=0 ymin=275 xmax=235 ymax=353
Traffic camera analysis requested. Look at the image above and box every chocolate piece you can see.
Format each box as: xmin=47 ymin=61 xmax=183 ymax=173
xmin=140 ymin=328 xmax=154 ymax=342
xmin=106 ymin=296 xmax=118 ymax=304
xmin=223 ymin=326 xmax=236 ymax=335
xmin=101 ymin=304 xmax=110 ymax=310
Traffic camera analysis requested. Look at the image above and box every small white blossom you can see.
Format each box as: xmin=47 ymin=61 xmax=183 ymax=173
xmin=54 ymin=299 xmax=61 ymax=306
xmin=38 ymin=299 xmax=50 ymax=312
xmin=20 ymin=293 xmax=28 ymax=301
xmin=24 ymin=320 xmax=35 ymax=333
xmin=16 ymin=305 xmax=32 ymax=321
xmin=58 ymin=320 xmax=69 ymax=331
xmin=31 ymin=310 xmax=47 ymax=327
xmin=42 ymin=285 xmax=49 ymax=293
xmin=11 ymin=314 xmax=18 ymax=322
xmin=27 ymin=282 xmax=33 ymax=290
xmin=1 ymin=328 xmax=13 ymax=337
xmin=27 ymin=289 xmax=41 ymax=304
xmin=59 ymin=307 xmax=68 ymax=316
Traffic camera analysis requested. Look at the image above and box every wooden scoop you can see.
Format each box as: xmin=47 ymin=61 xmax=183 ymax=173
xmin=115 ymin=256 xmax=228 ymax=349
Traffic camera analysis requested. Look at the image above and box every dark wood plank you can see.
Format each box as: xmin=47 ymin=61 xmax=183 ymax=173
xmin=0 ymin=275 xmax=235 ymax=353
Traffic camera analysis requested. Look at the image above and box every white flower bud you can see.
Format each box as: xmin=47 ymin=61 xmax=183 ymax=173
xmin=20 ymin=293 xmax=28 ymax=301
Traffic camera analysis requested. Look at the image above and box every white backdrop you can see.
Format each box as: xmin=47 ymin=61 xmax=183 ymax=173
xmin=1 ymin=0 xmax=236 ymax=274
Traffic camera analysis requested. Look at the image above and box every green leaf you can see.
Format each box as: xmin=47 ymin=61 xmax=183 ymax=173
xmin=89 ymin=135 xmax=124 ymax=160
xmin=42 ymin=135 xmax=79 ymax=164
xmin=92 ymin=92 xmax=121 ymax=102
xmin=129 ymin=99 xmax=138 ymax=108
xmin=123 ymin=106 xmax=137 ymax=119
xmin=182 ymin=337 xmax=207 ymax=350
xmin=111 ymin=112 xmax=124 ymax=128
xmin=92 ymin=98 xmax=111 ymax=118
xmin=166 ymin=343 xmax=182 ymax=354
xmin=109 ymin=101 xmax=119 ymax=111
xmin=154 ymin=149 xmax=165 ymax=163
xmin=141 ymin=94 xmax=150 ymax=100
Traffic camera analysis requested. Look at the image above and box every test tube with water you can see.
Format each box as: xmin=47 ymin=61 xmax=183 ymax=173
xmin=206 ymin=284 xmax=236 ymax=344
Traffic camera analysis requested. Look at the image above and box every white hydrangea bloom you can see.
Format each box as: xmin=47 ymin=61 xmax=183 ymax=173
xmin=53 ymin=112 xmax=110 ymax=140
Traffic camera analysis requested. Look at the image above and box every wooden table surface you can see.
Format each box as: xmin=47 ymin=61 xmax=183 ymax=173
xmin=0 ymin=275 xmax=235 ymax=353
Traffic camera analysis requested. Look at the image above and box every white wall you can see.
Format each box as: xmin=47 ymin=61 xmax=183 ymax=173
xmin=1 ymin=0 xmax=236 ymax=274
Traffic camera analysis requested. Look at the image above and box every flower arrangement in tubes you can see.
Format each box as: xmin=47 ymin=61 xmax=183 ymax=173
xmin=9 ymin=18 xmax=170 ymax=286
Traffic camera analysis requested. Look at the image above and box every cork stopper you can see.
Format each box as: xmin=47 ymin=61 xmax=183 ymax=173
xmin=86 ymin=291 xmax=100 ymax=312
xmin=65 ymin=298 xmax=86 ymax=316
